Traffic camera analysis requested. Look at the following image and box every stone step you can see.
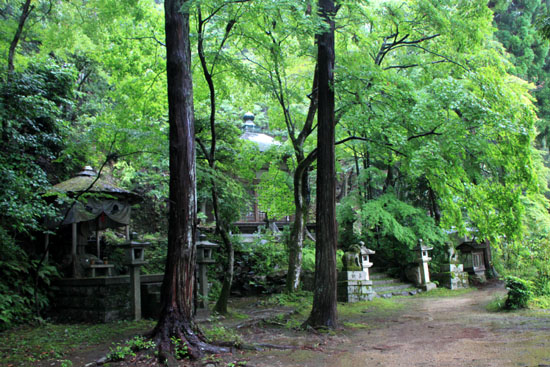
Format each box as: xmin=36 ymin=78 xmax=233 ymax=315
xmin=369 ymin=272 xmax=392 ymax=280
xmin=376 ymin=288 xmax=421 ymax=299
xmin=372 ymin=282 xmax=414 ymax=293
xmin=371 ymin=278 xmax=402 ymax=285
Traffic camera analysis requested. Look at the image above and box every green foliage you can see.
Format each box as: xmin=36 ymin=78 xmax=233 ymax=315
xmin=170 ymin=336 xmax=189 ymax=360
xmin=235 ymin=234 xmax=288 ymax=291
xmin=0 ymin=319 xmax=155 ymax=365
xmin=0 ymin=232 xmax=59 ymax=330
xmin=203 ymin=324 xmax=243 ymax=345
xmin=257 ymin=163 xmax=295 ymax=219
xmin=486 ymin=294 xmax=506 ymax=312
xmin=107 ymin=344 xmax=135 ymax=361
xmin=504 ymin=276 xmax=533 ymax=310
xmin=107 ymin=335 xmax=157 ymax=361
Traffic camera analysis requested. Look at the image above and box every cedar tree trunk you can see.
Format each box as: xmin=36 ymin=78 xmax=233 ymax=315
xmin=151 ymin=0 xmax=226 ymax=361
xmin=305 ymin=0 xmax=338 ymax=328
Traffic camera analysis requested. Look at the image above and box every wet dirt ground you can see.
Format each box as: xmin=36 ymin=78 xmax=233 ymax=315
xmin=62 ymin=283 xmax=550 ymax=367
xmin=234 ymin=284 xmax=550 ymax=367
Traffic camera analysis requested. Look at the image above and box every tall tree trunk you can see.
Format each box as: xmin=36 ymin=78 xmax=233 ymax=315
xmin=212 ymin=183 xmax=234 ymax=314
xmin=285 ymin=64 xmax=318 ymax=293
xmin=196 ymin=8 xmax=237 ymax=314
xmin=7 ymin=0 xmax=33 ymax=80
xmin=152 ymin=0 xmax=226 ymax=361
xmin=305 ymin=0 xmax=338 ymax=329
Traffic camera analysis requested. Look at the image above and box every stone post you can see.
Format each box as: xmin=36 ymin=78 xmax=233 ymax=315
xmin=120 ymin=236 xmax=149 ymax=321
xmin=129 ymin=264 xmax=141 ymax=321
xmin=414 ymin=239 xmax=436 ymax=291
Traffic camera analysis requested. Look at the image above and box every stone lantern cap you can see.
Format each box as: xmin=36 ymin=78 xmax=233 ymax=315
xmin=119 ymin=240 xmax=150 ymax=265
xmin=413 ymin=244 xmax=433 ymax=252
xmin=360 ymin=246 xmax=376 ymax=255
xmin=412 ymin=238 xmax=433 ymax=252
xmin=197 ymin=234 xmax=219 ymax=264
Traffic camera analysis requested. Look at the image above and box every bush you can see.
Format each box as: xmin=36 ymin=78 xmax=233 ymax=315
xmin=0 ymin=234 xmax=59 ymax=330
xmin=504 ymin=276 xmax=533 ymax=310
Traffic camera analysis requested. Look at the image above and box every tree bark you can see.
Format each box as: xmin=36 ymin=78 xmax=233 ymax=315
xmin=7 ymin=0 xmax=33 ymax=80
xmin=286 ymin=163 xmax=310 ymax=292
xmin=285 ymin=64 xmax=318 ymax=293
xmin=196 ymin=9 xmax=236 ymax=314
xmin=152 ymin=0 xmax=226 ymax=359
xmin=305 ymin=0 xmax=338 ymax=329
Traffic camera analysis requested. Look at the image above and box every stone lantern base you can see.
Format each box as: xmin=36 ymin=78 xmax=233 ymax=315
xmin=337 ymin=271 xmax=375 ymax=302
xmin=421 ymin=282 xmax=437 ymax=292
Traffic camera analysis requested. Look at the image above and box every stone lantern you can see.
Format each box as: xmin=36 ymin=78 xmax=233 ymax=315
xmin=196 ymin=233 xmax=219 ymax=309
xmin=120 ymin=234 xmax=150 ymax=320
xmin=413 ymin=239 xmax=436 ymax=291
xmin=360 ymin=244 xmax=375 ymax=280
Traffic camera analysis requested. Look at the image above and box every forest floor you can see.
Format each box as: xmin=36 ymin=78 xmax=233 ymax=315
xmin=5 ymin=282 xmax=550 ymax=367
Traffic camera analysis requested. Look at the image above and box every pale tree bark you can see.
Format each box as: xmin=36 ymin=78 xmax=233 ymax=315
xmin=305 ymin=0 xmax=338 ymax=328
xmin=151 ymin=0 xmax=226 ymax=362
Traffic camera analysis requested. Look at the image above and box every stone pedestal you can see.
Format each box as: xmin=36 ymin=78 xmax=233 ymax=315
xmin=129 ymin=265 xmax=142 ymax=321
xmin=337 ymin=271 xmax=375 ymax=302
xmin=413 ymin=240 xmax=437 ymax=292
xmin=435 ymin=263 xmax=469 ymax=290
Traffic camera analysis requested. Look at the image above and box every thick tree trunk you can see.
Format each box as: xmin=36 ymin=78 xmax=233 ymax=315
xmin=152 ymin=0 xmax=226 ymax=360
xmin=305 ymin=0 xmax=338 ymax=329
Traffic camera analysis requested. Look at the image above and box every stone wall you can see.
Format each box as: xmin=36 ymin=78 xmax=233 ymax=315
xmin=52 ymin=274 xmax=163 ymax=323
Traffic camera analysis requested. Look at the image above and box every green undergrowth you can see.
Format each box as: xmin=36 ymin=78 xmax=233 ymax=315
xmin=487 ymin=294 xmax=550 ymax=312
xmin=0 ymin=319 xmax=155 ymax=366
xmin=338 ymin=297 xmax=404 ymax=318
xmin=264 ymin=291 xmax=313 ymax=315
xmin=203 ymin=323 xmax=244 ymax=345
xmin=530 ymin=295 xmax=550 ymax=309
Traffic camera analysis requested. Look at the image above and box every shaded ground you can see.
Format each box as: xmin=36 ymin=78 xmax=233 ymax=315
xmin=6 ymin=283 xmax=550 ymax=366
xmin=232 ymin=283 xmax=550 ymax=367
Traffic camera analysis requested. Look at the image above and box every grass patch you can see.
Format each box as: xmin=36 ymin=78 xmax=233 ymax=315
xmin=412 ymin=287 xmax=474 ymax=298
xmin=342 ymin=321 xmax=372 ymax=329
xmin=486 ymin=294 xmax=506 ymax=312
xmin=0 ymin=319 xmax=155 ymax=366
xmin=266 ymin=291 xmax=313 ymax=308
xmin=338 ymin=297 xmax=403 ymax=318
xmin=530 ymin=295 xmax=550 ymax=310
xmin=203 ymin=323 xmax=243 ymax=345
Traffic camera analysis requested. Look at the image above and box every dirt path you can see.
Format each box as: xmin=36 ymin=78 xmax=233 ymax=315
xmin=238 ymin=285 xmax=550 ymax=367
xmin=60 ymin=285 xmax=550 ymax=367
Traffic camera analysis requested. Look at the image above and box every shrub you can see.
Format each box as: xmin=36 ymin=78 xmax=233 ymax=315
xmin=504 ymin=276 xmax=533 ymax=310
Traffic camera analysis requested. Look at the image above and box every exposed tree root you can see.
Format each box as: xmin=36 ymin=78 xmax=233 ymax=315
xmin=150 ymin=312 xmax=230 ymax=363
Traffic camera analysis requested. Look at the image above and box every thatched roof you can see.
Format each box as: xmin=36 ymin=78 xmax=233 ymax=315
xmin=50 ymin=166 xmax=141 ymax=204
